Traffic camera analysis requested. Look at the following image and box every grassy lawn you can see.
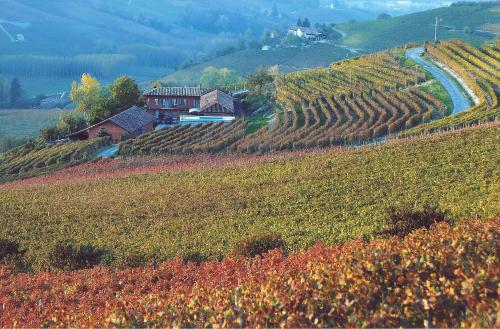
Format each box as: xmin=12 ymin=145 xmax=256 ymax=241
xmin=245 ymin=116 xmax=269 ymax=135
xmin=419 ymin=80 xmax=454 ymax=115
xmin=0 ymin=109 xmax=72 ymax=139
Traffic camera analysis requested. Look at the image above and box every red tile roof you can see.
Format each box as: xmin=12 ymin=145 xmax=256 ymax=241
xmin=143 ymin=87 xmax=208 ymax=97
xmin=200 ymin=89 xmax=235 ymax=113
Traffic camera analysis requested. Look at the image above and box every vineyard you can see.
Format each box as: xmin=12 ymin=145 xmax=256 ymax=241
xmin=116 ymin=41 xmax=498 ymax=156
xmin=0 ymin=217 xmax=498 ymax=327
xmin=0 ymin=123 xmax=498 ymax=271
xmin=0 ymin=138 xmax=110 ymax=183
xmin=122 ymin=50 xmax=446 ymax=157
xmin=119 ymin=120 xmax=246 ymax=156
xmin=402 ymin=39 xmax=500 ymax=136
xmin=232 ymin=51 xmax=446 ymax=153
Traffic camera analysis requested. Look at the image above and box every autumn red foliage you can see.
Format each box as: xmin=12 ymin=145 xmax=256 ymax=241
xmin=1 ymin=218 xmax=498 ymax=328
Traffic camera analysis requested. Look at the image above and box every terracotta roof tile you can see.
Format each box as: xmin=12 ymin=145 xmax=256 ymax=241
xmin=200 ymin=89 xmax=234 ymax=113
xmin=108 ymin=106 xmax=156 ymax=133
xmin=143 ymin=87 xmax=208 ymax=97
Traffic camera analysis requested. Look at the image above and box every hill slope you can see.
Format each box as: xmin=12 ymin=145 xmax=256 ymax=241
xmin=160 ymin=2 xmax=499 ymax=85
xmin=337 ymin=2 xmax=500 ymax=52
xmin=160 ymin=43 xmax=352 ymax=86
xmin=0 ymin=123 xmax=498 ymax=269
xmin=0 ymin=0 xmax=371 ymax=95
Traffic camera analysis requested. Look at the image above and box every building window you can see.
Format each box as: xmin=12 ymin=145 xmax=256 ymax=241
xmin=155 ymin=98 xmax=160 ymax=106
xmin=193 ymin=99 xmax=200 ymax=108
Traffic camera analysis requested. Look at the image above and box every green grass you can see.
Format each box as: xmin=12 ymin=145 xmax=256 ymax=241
xmin=0 ymin=124 xmax=498 ymax=268
xmin=419 ymin=80 xmax=454 ymax=115
xmin=337 ymin=2 xmax=499 ymax=52
xmin=0 ymin=109 xmax=72 ymax=139
xmin=245 ymin=116 xmax=269 ymax=135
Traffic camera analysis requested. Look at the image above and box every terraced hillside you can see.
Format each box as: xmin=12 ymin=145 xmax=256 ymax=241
xmin=119 ymin=120 xmax=247 ymax=156
xmin=402 ymin=39 xmax=499 ymax=136
xmin=0 ymin=138 xmax=110 ymax=183
xmin=232 ymin=51 xmax=444 ymax=153
xmin=2 ymin=41 xmax=496 ymax=181
xmin=124 ymin=50 xmax=445 ymax=157
xmin=1 ymin=123 xmax=498 ymax=270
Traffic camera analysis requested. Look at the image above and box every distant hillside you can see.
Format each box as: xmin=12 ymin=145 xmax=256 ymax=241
xmin=0 ymin=0 xmax=372 ymax=96
xmin=160 ymin=43 xmax=352 ymax=86
xmin=337 ymin=1 xmax=500 ymax=52
xmin=161 ymin=2 xmax=499 ymax=86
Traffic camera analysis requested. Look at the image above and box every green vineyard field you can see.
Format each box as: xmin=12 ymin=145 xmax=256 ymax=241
xmin=0 ymin=123 xmax=498 ymax=270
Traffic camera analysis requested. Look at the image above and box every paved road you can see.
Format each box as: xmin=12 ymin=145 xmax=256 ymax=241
xmin=406 ymin=47 xmax=471 ymax=115
xmin=97 ymin=145 xmax=119 ymax=159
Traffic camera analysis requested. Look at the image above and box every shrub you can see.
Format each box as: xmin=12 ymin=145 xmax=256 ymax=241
xmin=45 ymin=242 xmax=106 ymax=271
xmin=380 ymin=203 xmax=449 ymax=238
xmin=0 ymin=239 xmax=22 ymax=262
xmin=232 ymin=233 xmax=286 ymax=258
xmin=182 ymin=252 xmax=209 ymax=265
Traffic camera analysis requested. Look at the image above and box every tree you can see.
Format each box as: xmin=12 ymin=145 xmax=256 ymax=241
xmin=303 ymin=18 xmax=311 ymax=28
xmin=297 ymin=18 xmax=303 ymax=27
xmin=280 ymin=34 xmax=302 ymax=47
xmin=40 ymin=125 xmax=61 ymax=142
xmin=247 ymin=67 xmax=275 ymax=95
xmin=377 ymin=13 xmax=392 ymax=20
xmin=108 ymin=76 xmax=141 ymax=111
xmin=71 ymin=74 xmax=113 ymax=124
xmin=40 ymin=112 xmax=88 ymax=142
xmin=199 ymin=67 xmax=239 ymax=88
xmin=57 ymin=112 xmax=87 ymax=136
xmin=10 ymin=78 xmax=22 ymax=107
xmin=0 ymin=76 xmax=5 ymax=105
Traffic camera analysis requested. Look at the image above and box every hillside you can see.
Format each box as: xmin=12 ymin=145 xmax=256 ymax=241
xmin=402 ymin=39 xmax=500 ymax=135
xmin=337 ymin=1 xmax=500 ymax=52
xmin=160 ymin=2 xmax=499 ymax=85
xmin=0 ymin=123 xmax=498 ymax=270
xmin=1 ymin=217 xmax=498 ymax=327
xmin=160 ymin=43 xmax=352 ymax=86
xmin=2 ymin=39 xmax=497 ymax=183
xmin=0 ymin=0 xmax=371 ymax=96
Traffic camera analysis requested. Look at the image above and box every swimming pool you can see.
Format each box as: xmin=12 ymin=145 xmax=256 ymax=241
xmin=179 ymin=115 xmax=236 ymax=125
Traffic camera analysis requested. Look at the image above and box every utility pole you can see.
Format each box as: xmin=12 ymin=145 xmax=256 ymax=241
xmin=434 ymin=16 xmax=439 ymax=43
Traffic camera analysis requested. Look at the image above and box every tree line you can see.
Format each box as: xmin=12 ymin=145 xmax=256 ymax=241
xmin=40 ymin=74 xmax=143 ymax=142
xmin=0 ymin=76 xmax=33 ymax=108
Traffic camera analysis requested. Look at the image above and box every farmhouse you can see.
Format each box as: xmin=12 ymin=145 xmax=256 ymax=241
xmin=288 ymin=26 xmax=326 ymax=41
xmin=200 ymin=89 xmax=235 ymax=115
xmin=144 ymin=86 xmax=241 ymax=122
xmin=70 ymin=106 xmax=156 ymax=142
xmin=144 ymin=87 xmax=208 ymax=121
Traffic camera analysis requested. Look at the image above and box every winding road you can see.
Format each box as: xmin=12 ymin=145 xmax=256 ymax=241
xmin=405 ymin=47 xmax=472 ymax=114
